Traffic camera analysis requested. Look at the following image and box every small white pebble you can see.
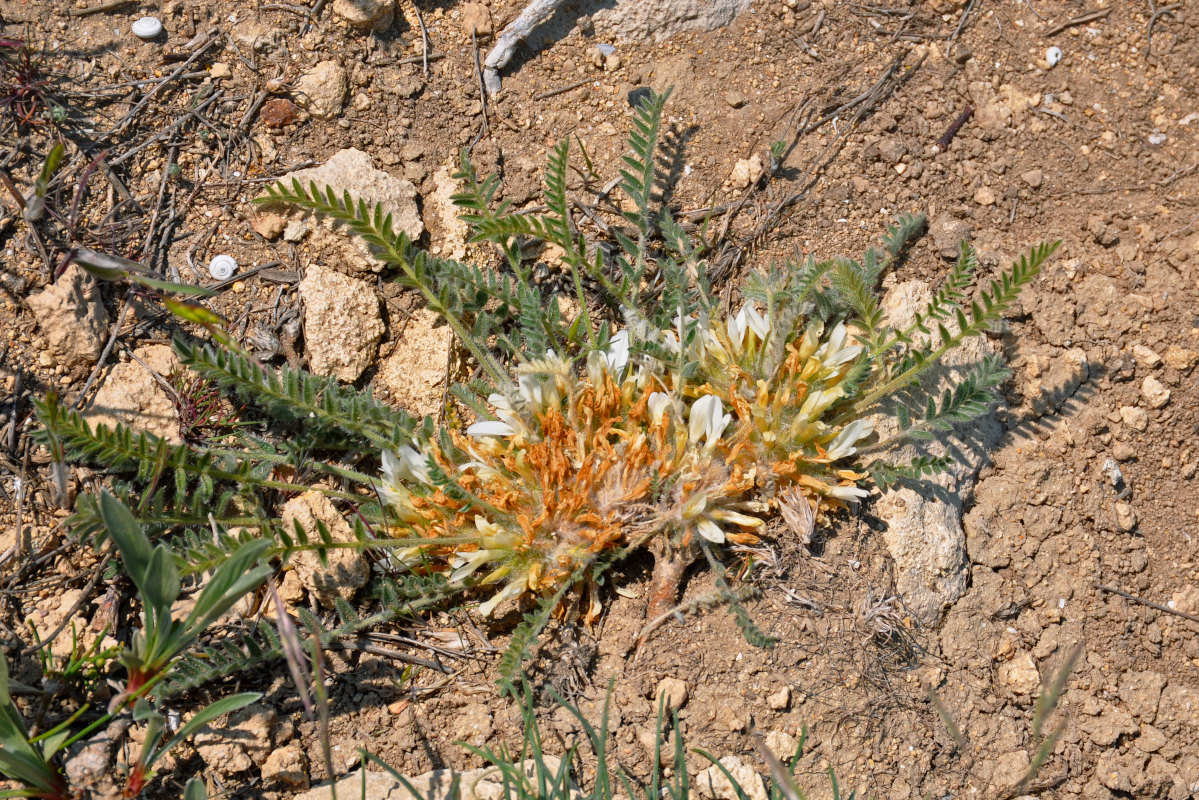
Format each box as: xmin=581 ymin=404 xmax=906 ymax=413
xmin=131 ymin=17 xmax=163 ymax=39
xmin=1045 ymin=46 xmax=1062 ymax=67
xmin=209 ymin=254 xmax=237 ymax=280
xmin=1058 ymin=598 xmax=1067 ymax=609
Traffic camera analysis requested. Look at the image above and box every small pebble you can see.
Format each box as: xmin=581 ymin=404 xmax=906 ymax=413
xmin=131 ymin=16 xmax=163 ymax=39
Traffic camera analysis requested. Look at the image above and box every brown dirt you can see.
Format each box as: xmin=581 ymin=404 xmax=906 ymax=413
xmin=2 ymin=1 xmax=1198 ymax=799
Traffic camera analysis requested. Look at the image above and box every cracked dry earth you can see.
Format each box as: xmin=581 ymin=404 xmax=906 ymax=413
xmin=2 ymin=0 xmax=1199 ymax=798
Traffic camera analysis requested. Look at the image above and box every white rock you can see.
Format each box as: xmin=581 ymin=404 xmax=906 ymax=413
xmin=655 ymin=677 xmax=689 ymax=713
xmin=427 ymin=167 xmax=470 ymax=261
xmin=333 ymin=0 xmax=394 ymax=31
xmin=1119 ymin=405 xmax=1148 ymax=432
xmin=766 ymin=685 xmax=790 ymax=711
xmin=1131 ymin=344 xmax=1162 ymax=368
xmin=869 ymin=280 xmax=1002 ymax=624
xmin=1141 ymin=376 xmax=1170 ymax=409
xmin=299 ymin=265 xmax=384 ymax=382
xmin=999 ymin=652 xmax=1040 ymax=695
xmin=273 ymin=149 xmax=422 ymax=273
xmin=730 ymin=154 xmax=764 ymax=189
xmin=764 ymin=730 xmax=796 ymax=759
xmin=696 ymin=756 xmax=767 ymax=800
xmin=26 ymin=265 xmax=109 ymax=369
xmin=376 ymin=308 xmax=452 ymax=418
xmin=85 ymin=344 xmax=182 ymax=444
xmin=281 ymin=491 xmax=369 ymax=608
xmin=295 ymin=60 xmax=348 ymax=120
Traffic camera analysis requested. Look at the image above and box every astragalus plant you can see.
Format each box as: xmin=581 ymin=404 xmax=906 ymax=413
xmin=50 ymin=88 xmax=1055 ymax=684
xmin=258 ymin=88 xmax=1056 ymax=666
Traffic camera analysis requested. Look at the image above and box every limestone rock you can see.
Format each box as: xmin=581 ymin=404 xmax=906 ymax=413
xmin=281 ymin=491 xmax=369 ymax=608
xmin=85 ymin=344 xmax=182 ymax=444
xmin=1141 ymin=376 xmax=1170 ymax=409
xmin=376 ymin=307 xmax=451 ymax=418
xmin=427 ymin=167 xmax=470 ymax=261
xmin=869 ymin=280 xmax=1002 ymax=624
xmin=460 ymin=2 xmax=492 ymax=37
xmin=262 ymin=744 xmax=309 ymax=788
xmin=274 ymin=149 xmax=422 ymax=273
xmin=1163 ymin=344 xmax=1197 ymax=371
xmin=293 ymin=758 xmax=575 ymax=800
xmin=766 ymin=685 xmax=791 ymax=711
xmin=999 ymin=652 xmax=1040 ymax=695
xmin=655 ymin=677 xmax=689 ymax=713
xmin=695 ymin=756 xmax=767 ymax=800
xmin=928 ymin=215 xmax=972 ymax=260
xmin=295 ymin=60 xmax=348 ymax=120
xmin=26 ymin=265 xmax=108 ymax=369
xmin=730 ymin=154 xmax=763 ymax=189
xmin=333 ymin=0 xmax=394 ymax=31
xmin=299 ymin=265 xmax=384 ymax=382
xmin=193 ymin=704 xmax=277 ymax=774
xmin=592 ymin=0 xmax=753 ymax=44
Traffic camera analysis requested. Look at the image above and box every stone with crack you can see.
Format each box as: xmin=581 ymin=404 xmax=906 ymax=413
xmin=865 ymin=279 xmax=1003 ymax=624
xmin=85 ymin=344 xmax=182 ymax=444
xmin=268 ymin=149 xmax=422 ymax=274
xmin=281 ymin=491 xmax=369 ymax=608
xmin=298 ymin=265 xmax=384 ymax=382
xmin=26 ymin=265 xmax=108 ymax=370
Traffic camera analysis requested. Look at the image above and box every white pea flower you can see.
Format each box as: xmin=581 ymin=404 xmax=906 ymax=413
xmin=467 ymin=393 xmax=521 ymax=438
xmin=726 ymin=303 xmax=769 ymax=354
xmin=812 ymin=322 xmax=862 ymax=370
xmin=828 ymin=484 xmax=869 ymax=501
xmin=382 ymin=445 xmax=431 ymax=485
xmin=605 ymin=330 xmax=630 ymax=375
xmin=824 ymin=419 xmax=875 ymax=461
xmin=688 ymin=394 xmax=731 ymax=447
xmin=798 ymin=385 xmax=845 ymax=420
xmin=477 ymin=579 xmax=527 ymax=617
xmin=648 ymin=392 xmax=673 ymax=425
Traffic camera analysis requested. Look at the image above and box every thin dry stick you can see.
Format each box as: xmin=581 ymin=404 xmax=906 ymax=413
xmin=101 ymin=34 xmax=222 ymax=139
xmin=70 ymin=0 xmax=136 ymax=17
xmin=944 ymin=0 xmax=979 ymax=59
xmin=1044 ymin=7 xmax=1111 ymax=36
xmin=471 ymin=28 xmax=490 ymax=137
xmin=533 ymin=78 xmax=591 ymax=102
xmin=1097 ymin=583 xmax=1199 ymax=624
xmin=412 ymin=1 xmax=432 ymax=78
xmin=1145 ymin=2 xmax=1181 ymax=59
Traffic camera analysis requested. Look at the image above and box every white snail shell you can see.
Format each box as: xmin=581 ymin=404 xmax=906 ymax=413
xmin=1045 ymin=46 xmax=1062 ymax=67
xmin=131 ymin=17 xmax=163 ymax=40
xmin=209 ymin=255 xmax=237 ymax=281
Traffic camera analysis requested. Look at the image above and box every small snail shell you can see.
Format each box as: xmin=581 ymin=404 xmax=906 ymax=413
xmin=209 ymin=255 xmax=237 ymax=281
xmin=1045 ymin=46 xmax=1062 ymax=68
xmin=131 ymin=17 xmax=163 ymax=40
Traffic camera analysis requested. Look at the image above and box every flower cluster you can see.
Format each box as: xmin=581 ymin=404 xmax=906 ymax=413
xmin=376 ymin=308 xmax=876 ymax=617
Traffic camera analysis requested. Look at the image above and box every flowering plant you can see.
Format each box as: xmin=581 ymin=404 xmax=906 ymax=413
xmin=49 ymin=89 xmax=1054 ymax=689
